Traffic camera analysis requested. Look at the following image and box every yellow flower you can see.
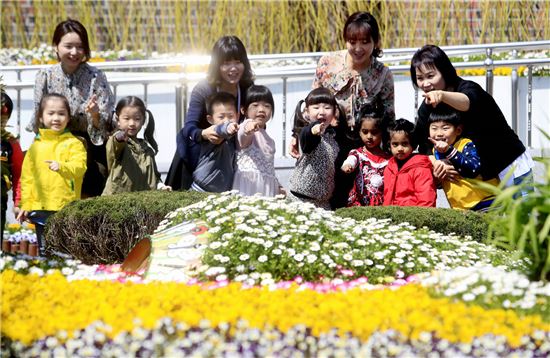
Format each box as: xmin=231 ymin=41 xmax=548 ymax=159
xmin=1 ymin=271 xmax=548 ymax=347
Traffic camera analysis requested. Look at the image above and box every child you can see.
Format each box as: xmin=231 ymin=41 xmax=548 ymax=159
xmin=191 ymin=92 xmax=239 ymax=192
xmin=288 ymin=88 xmax=342 ymax=210
xmin=232 ymin=85 xmax=284 ymax=196
xmin=428 ymin=108 xmax=498 ymax=211
xmin=383 ymin=118 xmax=436 ymax=207
xmin=1 ymin=91 xmax=24 ymax=246
xmin=102 ymin=96 xmax=170 ymax=195
xmin=341 ymin=105 xmax=391 ymax=206
xmin=17 ymin=93 xmax=87 ymax=253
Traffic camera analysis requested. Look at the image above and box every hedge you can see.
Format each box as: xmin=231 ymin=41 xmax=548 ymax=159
xmin=335 ymin=206 xmax=488 ymax=242
xmin=46 ymin=190 xmax=209 ymax=264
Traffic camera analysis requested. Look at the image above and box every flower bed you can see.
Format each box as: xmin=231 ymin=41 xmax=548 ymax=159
xmin=1 ymin=194 xmax=549 ymax=356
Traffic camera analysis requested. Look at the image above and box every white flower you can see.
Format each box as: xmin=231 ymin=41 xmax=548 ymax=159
xmin=209 ymin=241 xmax=222 ymax=249
xmin=239 ymin=254 xmax=250 ymax=261
xmin=272 ymin=249 xmax=282 ymax=255
xmin=343 ymin=254 xmax=353 ymax=261
xmin=306 ymin=254 xmax=317 ymax=263
xmin=293 ymin=254 xmax=304 ymax=262
xmin=258 ymin=255 xmax=268 ymax=263
xmin=13 ymin=260 xmax=28 ymax=270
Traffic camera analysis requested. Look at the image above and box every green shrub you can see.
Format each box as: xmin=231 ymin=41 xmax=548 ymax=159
xmin=486 ymin=137 xmax=550 ymax=281
xmin=335 ymin=206 xmax=489 ymax=242
xmin=46 ymin=190 xmax=208 ymax=264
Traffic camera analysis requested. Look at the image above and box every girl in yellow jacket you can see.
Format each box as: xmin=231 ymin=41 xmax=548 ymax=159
xmin=17 ymin=94 xmax=87 ymax=254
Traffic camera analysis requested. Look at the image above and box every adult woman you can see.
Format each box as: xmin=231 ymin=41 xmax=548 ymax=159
xmin=289 ymin=11 xmax=395 ymax=208
xmin=165 ymin=36 xmax=254 ymax=190
xmin=411 ymin=44 xmax=533 ymax=189
xmin=31 ymin=19 xmax=114 ymax=197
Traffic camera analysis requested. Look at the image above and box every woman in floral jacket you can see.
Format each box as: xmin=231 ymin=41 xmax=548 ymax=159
xmin=290 ymin=11 xmax=395 ymax=209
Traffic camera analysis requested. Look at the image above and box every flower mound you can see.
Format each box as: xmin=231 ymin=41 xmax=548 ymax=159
xmin=158 ymin=193 xmax=521 ymax=284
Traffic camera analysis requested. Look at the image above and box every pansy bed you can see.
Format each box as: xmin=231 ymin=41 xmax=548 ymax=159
xmin=1 ymin=193 xmax=549 ymax=356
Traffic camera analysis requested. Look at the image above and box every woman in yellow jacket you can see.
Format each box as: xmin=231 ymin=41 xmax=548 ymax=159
xmin=17 ymin=94 xmax=87 ymax=254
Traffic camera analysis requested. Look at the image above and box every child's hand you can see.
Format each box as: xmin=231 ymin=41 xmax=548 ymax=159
xmin=115 ymin=130 xmax=128 ymax=142
xmin=311 ymin=122 xmax=329 ymax=136
xmin=433 ymin=159 xmax=459 ymax=183
xmin=227 ymin=122 xmax=239 ymax=136
xmin=45 ymin=160 xmax=60 ymax=171
xmin=423 ymin=90 xmax=444 ymax=107
xmin=341 ymin=163 xmax=354 ymax=173
xmin=244 ymin=120 xmax=261 ymax=135
xmin=428 ymin=137 xmax=450 ymax=153
xmin=16 ymin=209 xmax=27 ymax=223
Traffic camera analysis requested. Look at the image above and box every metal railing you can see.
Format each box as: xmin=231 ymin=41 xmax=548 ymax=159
xmin=4 ymin=40 xmax=550 ymax=149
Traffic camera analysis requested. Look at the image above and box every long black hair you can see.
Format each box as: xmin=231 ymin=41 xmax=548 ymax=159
xmin=114 ymin=96 xmax=158 ymax=154
xmin=207 ymin=36 xmax=254 ymax=89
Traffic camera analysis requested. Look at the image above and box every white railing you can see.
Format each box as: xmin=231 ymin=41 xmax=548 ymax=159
xmin=3 ymin=41 xmax=550 ymax=157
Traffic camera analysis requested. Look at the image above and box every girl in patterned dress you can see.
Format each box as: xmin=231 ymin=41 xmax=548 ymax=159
xmin=232 ymin=85 xmax=284 ymax=196
xmin=341 ymin=106 xmax=391 ymax=206
xmin=288 ymin=88 xmax=346 ymax=210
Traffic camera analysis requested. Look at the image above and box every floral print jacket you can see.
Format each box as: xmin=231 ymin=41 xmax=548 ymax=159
xmin=31 ymin=63 xmax=115 ymax=145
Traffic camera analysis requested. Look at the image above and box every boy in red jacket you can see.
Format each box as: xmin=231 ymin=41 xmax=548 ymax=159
xmin=383 ymin=118 xmax=436 ymax=207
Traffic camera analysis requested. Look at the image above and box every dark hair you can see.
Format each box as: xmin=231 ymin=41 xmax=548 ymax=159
xmin=115 ymin=96 xmax=158 ymax=154
xmin=343 ymin=11 xmax=382 ymax=58
xmin=36 ymin=93 xmax=72 ymax=129
xmin=206 ymin=92 xmax=237 ymax=116
xmin=356 ymin=104 xmax=389 ymax=149
xmin=410 ymin=44 xmax=459 ymax=90
xmin=52 ymin=19 xmax=91 ymax=62
xmin=292 ymin=88 xmax=343 ymax=138
xmin=388 ymin=118 xmax=416 ymax=148
xmin=427 ymin=105 xmax=462 ymax=127
xmin=1 ymin=92 xmax=13 ymax=118
xmin=207 ymin=36 xmax=254 ymax=89
xmin=242 ymin=85 xmax=275 ymax=114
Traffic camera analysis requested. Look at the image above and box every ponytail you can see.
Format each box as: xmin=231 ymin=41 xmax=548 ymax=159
xmin=291 ymin=99 xmax=307 ymax=138
xmin=144 ymin=109 xmax=158 ymax=154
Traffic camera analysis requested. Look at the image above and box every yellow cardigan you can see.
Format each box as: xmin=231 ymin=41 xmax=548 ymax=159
xmin=20 ymin=129 xmax=87 ymax=212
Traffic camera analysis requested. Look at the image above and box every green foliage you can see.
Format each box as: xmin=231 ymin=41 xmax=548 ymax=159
xmin=487 ymin=135 xmax=550 ymax=281
xmin=335 ymin=206 xmax=489 ymax=242
xmin=45 ymin=190 xmax=208 ymax=265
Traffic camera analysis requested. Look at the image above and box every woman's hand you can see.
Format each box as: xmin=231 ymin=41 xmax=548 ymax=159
xmin=423 ymin=90 xmax=444 ymax=107
xmin=433 ymin=159 xmax=459 ymax=182
xmin=86 ymin=94 xmax=101 ymax=128
xmin=289 ymin=137 xmax=300 ymax=159
xmin=201 ymin=125 xmax=224 ymax=144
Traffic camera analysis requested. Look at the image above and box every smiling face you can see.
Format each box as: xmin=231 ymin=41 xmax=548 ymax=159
xmin=306 ymin=102 xmax=338 ymax=127
xmin=345 ymin=27 xmax=375 ymax=69
xmin=429 ymin=121 xmax=462 ymax=146
xmin=243 ymin=101 xmax=273 ymax=126
xmin=415 ymin=64 xmax=446 ymax=93
xmin=56 ymin=32 xmax=85 ymax=74
xmin=117 ymin=106 xmax=145 ymax=138
xmin=389 ymin=131 xmax=414 ymax=161
xmin=40 ymin=97 xmax=70 ymax=132
xmin=219 ymin=60 xmax=245 ymax=87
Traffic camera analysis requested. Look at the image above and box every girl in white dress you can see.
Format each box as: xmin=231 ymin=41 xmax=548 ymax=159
xmin=232 ymin=85 xmax=284 ymax=197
